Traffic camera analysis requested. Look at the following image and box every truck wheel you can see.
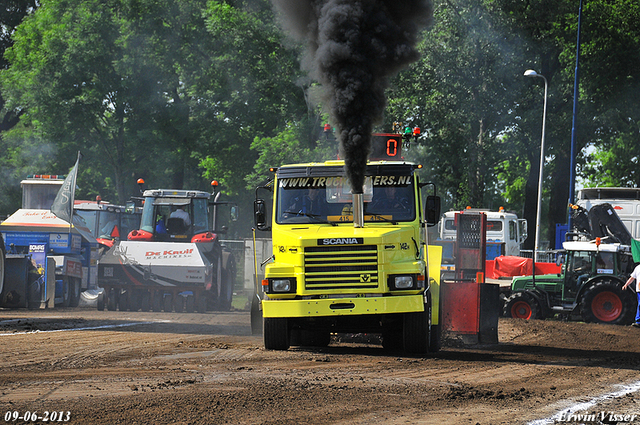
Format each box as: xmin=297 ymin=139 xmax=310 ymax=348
xmin=250 ymin=294 xmax=262 ymax=335
xmin=97 ymin=290 xmax=105 ymax=311
xmin=403 ymin=301 xmax=431 ymax=354
xmin=264 ymin=317 xmax=290 ymax=350
xmin=503 ymin=292 xmax=540 ymax=320
xmin=428 ymin=292 xmax=442 ymax=353
xmin=429 ymin=324 xmax=442 ymax=353
xmin=580 ymin=280 xmax=635 ymax=324
xmin=217 ymin=255 xmax=236 ymax=311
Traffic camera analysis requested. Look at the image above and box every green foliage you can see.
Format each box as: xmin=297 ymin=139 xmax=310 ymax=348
xmin=1 ymin=0 xmax=640 ymax=243
xmin=387 ymin=0 xmax=529 ymax=211
xmin=243 ymin=118 xmax=337 ymax=189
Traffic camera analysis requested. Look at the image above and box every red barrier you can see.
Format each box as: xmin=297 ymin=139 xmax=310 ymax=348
xmin=486 ymin=256 xmax=561 ymax=279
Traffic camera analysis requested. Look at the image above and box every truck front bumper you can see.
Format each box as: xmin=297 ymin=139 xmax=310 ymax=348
xmin=262 ymin=294 xmax=425 ymax=318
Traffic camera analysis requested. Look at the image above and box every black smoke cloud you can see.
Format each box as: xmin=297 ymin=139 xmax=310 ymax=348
xmin=270 ymin=0 xmax=432 ymax=193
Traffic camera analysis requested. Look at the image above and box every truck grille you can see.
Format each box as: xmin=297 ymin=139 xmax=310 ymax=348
xmin=304 ymin=245 xmax=379 ymax=290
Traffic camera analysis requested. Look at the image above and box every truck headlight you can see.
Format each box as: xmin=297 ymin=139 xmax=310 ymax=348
xmin=266 ymin=278 xmax=296 ymax=293
xmin=272 ymin=279 xmax=292 ymax=292
xmin=389 ymin=275 xmax=416 ymax=290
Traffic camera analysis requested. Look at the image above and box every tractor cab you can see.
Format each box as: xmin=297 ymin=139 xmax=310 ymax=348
xmin=130 ymin=190 xmax=211 ymax=242
xmin=560 ymin=241 xmax=633 ymax=298
xmin=74 ymin=199 xmax=141 ymax=248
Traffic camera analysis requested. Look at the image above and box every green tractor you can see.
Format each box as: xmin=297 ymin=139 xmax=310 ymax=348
xmin=503 ymin=240 xmax=637 ymax=325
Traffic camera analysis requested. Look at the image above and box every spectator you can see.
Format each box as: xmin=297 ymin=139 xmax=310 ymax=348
xmin=623 ymin=263 xmax=640 ymax=327
xmin=170 ymin=206 xmax=191 ymax=227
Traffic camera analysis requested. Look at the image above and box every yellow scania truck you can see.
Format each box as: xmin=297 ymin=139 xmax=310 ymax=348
xmin=253 ymin=133 xmax=442 ymax=354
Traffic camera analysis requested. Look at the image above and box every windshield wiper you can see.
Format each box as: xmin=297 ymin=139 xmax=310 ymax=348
xmin=282 ymin=211 xmax=337 ymax=226
xmin=364 ymin=211 xmax=398 ymax=225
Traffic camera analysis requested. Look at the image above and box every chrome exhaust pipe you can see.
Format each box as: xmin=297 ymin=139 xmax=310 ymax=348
xmin=353 ymin=192 xmax=364 ymax=228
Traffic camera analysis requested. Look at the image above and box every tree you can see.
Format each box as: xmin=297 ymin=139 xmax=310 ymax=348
xmin=2 ymin=0 xmax=307 ymax=218
xmin=387 ymin=0 xmax=531 ymax=214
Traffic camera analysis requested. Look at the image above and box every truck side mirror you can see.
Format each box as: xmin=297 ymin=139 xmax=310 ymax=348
xmin=425 ymin=195 xmax=441 ymax=227
xmin=254 ymin=199 xmax=270 ymax=231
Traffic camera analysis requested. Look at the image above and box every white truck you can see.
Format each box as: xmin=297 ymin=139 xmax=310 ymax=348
xmin=577 ymin=187 xmax=640 ymax=239
xmin=435 ymin=208 xmax=528 ymax=279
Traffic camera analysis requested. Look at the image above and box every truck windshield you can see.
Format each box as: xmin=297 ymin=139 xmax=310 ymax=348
xmin=276 ymin=175 xmax=415 ymax=224
xmin=21 ymin=182 xmax=62 ymax=209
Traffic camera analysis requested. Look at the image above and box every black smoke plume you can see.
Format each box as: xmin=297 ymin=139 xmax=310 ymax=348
xmin=270 ymin=0 xmax=433 ymax=193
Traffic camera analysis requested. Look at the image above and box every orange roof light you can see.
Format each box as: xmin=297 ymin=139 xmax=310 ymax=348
xmin=211 ymin=180 xmax=219 ymax=188
xmin=137 ymin=178 xmax=145 ymax=185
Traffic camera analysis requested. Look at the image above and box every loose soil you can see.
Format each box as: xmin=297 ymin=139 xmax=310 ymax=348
xmin=1 ymin=308 xmax=640 ymax=425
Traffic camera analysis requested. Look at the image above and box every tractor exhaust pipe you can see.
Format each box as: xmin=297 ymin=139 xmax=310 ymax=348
xmin=353 ymin=192 xmax=364 ymax=228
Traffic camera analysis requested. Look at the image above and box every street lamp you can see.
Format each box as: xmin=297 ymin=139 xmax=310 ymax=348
xmin=524 ymin=69 xmax=548 ymax=263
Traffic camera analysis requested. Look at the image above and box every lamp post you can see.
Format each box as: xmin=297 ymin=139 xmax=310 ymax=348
xmin=568 ymin=0 xmax=584 ymax=230
xmin=524 ymin=69 xmax=548 ymax=263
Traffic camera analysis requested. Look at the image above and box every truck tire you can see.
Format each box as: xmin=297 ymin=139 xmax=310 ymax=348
xmin=580 ymin=280 xmax=635 ymax=325
xmin=403 ymin=301 xmax=431 ymax=354
xmin=264 ymin=317 xmax=289 ymax=350
xmin=97 ymin=291 xmax=105 ymax=311
xmin=503 ymin=292 xmax=541 ymax=320
xmin=250 ymin=294 xmax=263 ymax=335
xmin=216 ymin=254 xmax=236 ymax=311
xmin=429 ymin=324 xmax=442 ymax=353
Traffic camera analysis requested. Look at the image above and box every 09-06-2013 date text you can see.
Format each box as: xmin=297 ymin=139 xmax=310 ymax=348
xmin=4 ymin=411 xmax=71 ymax=423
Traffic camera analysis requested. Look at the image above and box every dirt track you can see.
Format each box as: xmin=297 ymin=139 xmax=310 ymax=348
xmin=1 ymin=307 xmax=640 ymax=425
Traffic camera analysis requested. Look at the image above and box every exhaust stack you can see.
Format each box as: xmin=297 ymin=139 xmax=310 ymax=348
xmin=353 ymin=193 xmax=364 ymax=228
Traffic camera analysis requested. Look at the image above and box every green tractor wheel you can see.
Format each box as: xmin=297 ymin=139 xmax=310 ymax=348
xmin=503 ymin=292 xmax=541 ymax=320
xmin=580 ymin=280 xmax=635 ymax=325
